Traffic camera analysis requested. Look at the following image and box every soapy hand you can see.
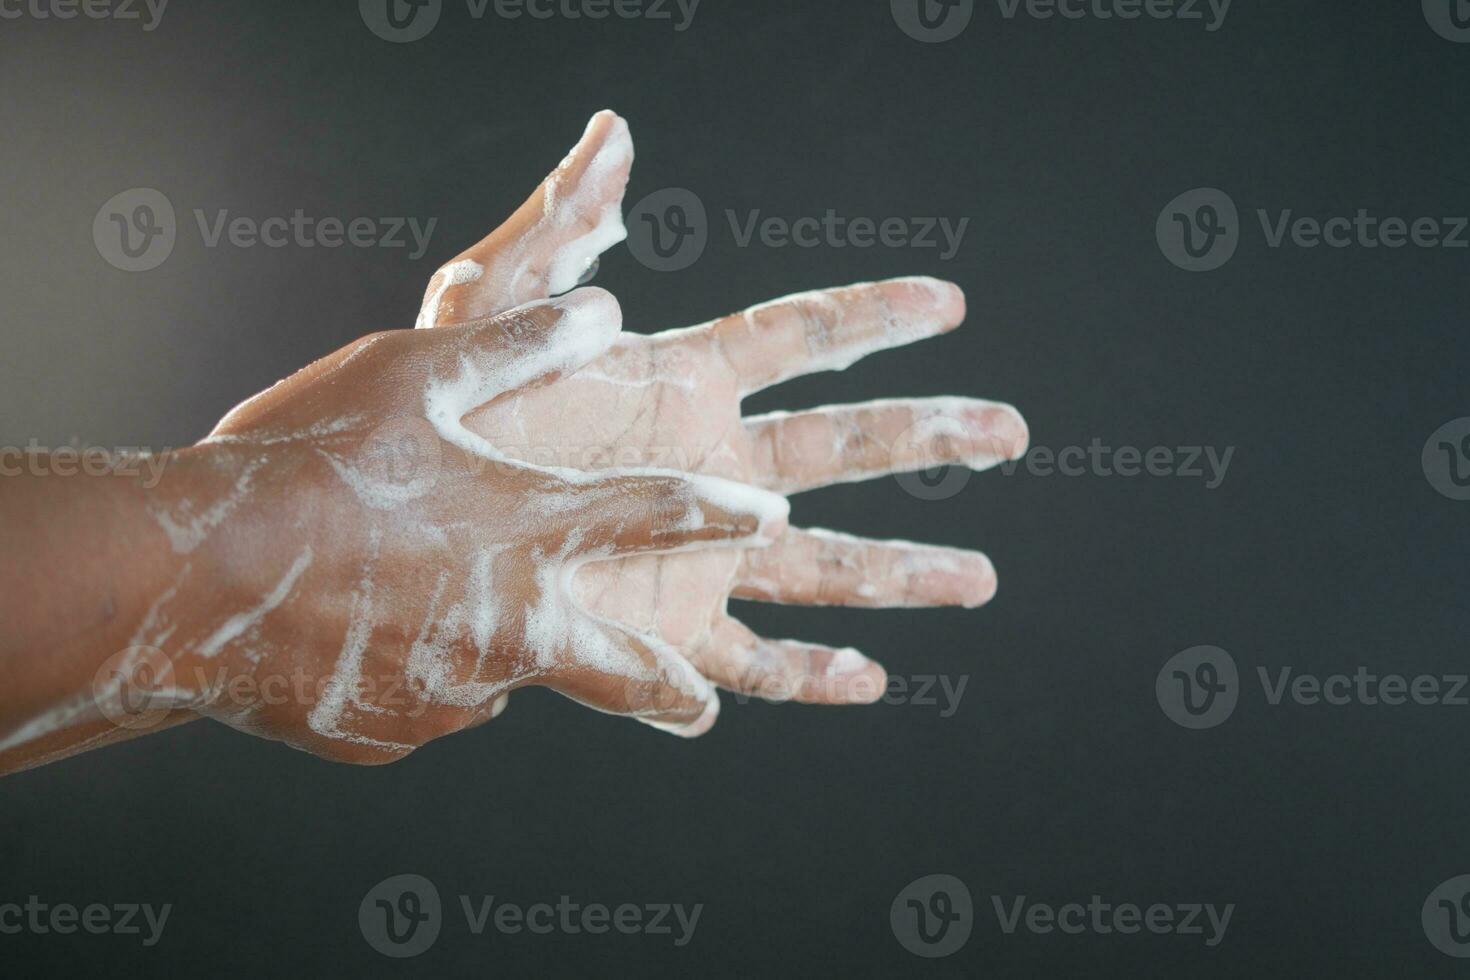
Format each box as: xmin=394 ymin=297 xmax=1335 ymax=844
xmin=418 ymin=111 xmax=1028 ymax=711
xmin=0 ymin=288 xmax=788 ymax=768
xmin=0 ymin=110 xmax=1025 ymax=774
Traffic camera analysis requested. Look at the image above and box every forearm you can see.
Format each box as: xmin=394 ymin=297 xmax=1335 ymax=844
xmin=0 ymin=710 xmax=200 ymax=776
xmin=0 ymin=449 xmax=224 ymax=760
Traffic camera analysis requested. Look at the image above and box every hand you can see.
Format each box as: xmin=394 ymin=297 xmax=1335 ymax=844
xmin=2 ymin=107 xmax=782 ymax=769
xmin=70 ymin=290 xmax=785 ymax=764
xmin=419 ymin=111 xmax=1029 ymax=710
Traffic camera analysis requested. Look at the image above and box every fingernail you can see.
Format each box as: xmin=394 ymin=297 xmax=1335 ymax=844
xmin=755 ymin=507 xmax=789 ymax=546
xmin=746 ymin=487 xmax=791 ymax=545
xmin=964 ymin=555 xmax=999 ymax=608
xmin=825 ymin=647 xmax=872 ymax=677
xmin=983 ymin=404 xmax=1029 ymax=462
xmin=825 ymin=649 xmax=886 ymax=704
xmin=642 ymin=694 xmax=720 ymax=738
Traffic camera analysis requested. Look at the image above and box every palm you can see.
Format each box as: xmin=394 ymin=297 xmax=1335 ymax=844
xmin=420 ymin=110 xmax=1028 ymax=705
xmin=466 ymin=331 xmax=748 ymax=654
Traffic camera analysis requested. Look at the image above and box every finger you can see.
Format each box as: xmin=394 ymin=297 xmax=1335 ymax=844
xmin=420 ymin=287 xmax=622 ymax=437
xmin=566 ymin=473 xmax=789 ymax=560
xmin=691 ymin=617 xmax=887 ymax=705
xmin=690 ymin=277 xmax=965 ymax=396
xmin=745 ymin=396 xmax=1028 ymax=495
xmin=543 ymin=618 xmax=720 ymax=737
xmin=417 ymin=110 xmax=633 ymax=328
xmin=227 ymin=287 xmax=618 ymax=447
xmin=732 ymin=526 xmax=998 ymax=609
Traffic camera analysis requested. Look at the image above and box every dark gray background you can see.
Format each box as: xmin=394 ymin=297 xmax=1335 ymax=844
xmin=3 ymin=0 xmax=1469 ymax=976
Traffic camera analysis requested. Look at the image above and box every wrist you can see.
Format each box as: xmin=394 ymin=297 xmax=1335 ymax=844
xmin=153 ymin=440 xmax=318 ymax=708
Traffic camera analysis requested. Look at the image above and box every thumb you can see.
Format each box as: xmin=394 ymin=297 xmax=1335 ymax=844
xmin=417 ymin=110 xmax=633 ymax=329
xmin=418 ymin=287 xmax=622 ymax=441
